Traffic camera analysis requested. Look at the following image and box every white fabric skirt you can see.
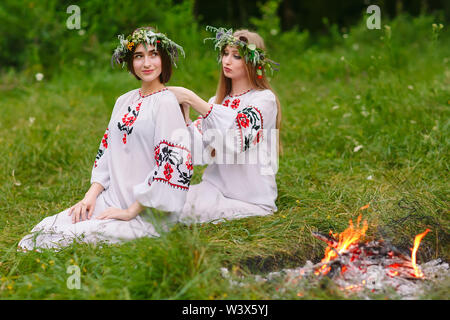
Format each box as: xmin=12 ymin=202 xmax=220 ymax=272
xmin=18 ymin=191 xmax=162 ymax=251
xmin=178 ymin=180 xmax=273 ymax=225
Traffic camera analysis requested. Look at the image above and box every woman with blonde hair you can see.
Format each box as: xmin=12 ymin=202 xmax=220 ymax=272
xmin=169 ymin=26 xmax=281 ymax=224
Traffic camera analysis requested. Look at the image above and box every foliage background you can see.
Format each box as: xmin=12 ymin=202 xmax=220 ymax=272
xmin=0 ymin=0 xmax=448 ymax=299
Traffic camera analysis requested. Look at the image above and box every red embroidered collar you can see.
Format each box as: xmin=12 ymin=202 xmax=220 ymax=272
xmin=139 ymin=87 xmax=168 ymax=98
xmin=228 ymin=88 xmax=253 ymax=98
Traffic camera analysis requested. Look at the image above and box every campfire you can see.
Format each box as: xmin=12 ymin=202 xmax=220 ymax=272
xmin=312 ymin=215 xmax=430 ymax=280
xmin=220 ymin=210 xmax=449 ymax=299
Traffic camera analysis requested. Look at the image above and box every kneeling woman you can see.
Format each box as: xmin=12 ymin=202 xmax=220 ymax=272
xmin=19 ymin=27 xmax=192 ymax=250
xmin=170 ymin=27 xmax=281 ymax=224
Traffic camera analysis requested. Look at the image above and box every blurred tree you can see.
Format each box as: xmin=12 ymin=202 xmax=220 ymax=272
xmin=194 ymin=0 xmax=449 ymax=32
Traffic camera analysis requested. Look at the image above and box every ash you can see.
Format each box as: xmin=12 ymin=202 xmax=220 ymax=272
xmin=220 ymin=259 xmax=449 ymax=299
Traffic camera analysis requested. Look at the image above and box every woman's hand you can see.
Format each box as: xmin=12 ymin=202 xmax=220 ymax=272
xmin=168 ymin=86 xmax=212 ymax=117
xmin=96 ymin=207 xmax=136 ymax=221
xmin=168 ymin=86 xmax=193 ymax=105
xmin=96 ymin=201 xmax=144 ymax=221
xmin=68 ymin=194 xmax=97 ymax=224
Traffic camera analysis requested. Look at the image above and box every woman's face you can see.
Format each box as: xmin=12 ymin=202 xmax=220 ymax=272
xmin=132 ymin=43 xmax=162 ymax=83
xmin=221 ymin=45 xmax=247 ymax=80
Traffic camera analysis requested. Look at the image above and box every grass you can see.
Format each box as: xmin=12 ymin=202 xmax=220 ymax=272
xmin=0 ymin=14 xmax=449 ymax=299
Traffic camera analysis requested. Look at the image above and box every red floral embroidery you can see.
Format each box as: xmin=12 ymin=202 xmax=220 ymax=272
xmin=118 ymin=102 xmax=141 ymax=144
xmin=253 ymin=129 xmax=263 ymax=145
xmin=163 ymin=162 xmax=173 ymax=180
xmin=203 ymin=104 xmax=213 ymax=119
xmin=194 ymin=119 xmax=203 ymax=134
xmin=154 ymin=145 xmax=160 ymax=162
xmin=223 ymin=99 xmax=230 ymax=107
xmin=237 ymin=113 xmax=250 ymax=128
xmin=186 ymin=153 xmax=193 ymax=171
xmin=102 ymin=132 xmax=108 ymax=149
xmin=230 ymin=99 xmax=240 ymax=109
xmin=94 ymin=128 xmax=109 ymax=168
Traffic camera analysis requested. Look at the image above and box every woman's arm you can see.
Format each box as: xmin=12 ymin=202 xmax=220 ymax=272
xmin=169 ymin=87 xmax=211 ymax=117
xmin=85 ymin=182 xmax=105 ymax=200
xmin=96 ymin=200 xmax=144 ymax=221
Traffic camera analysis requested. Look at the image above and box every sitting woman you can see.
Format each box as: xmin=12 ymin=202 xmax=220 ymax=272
xmin=169 ymin=27 xmax=281 ymax=224
xmin=18 ymin=27 xmax=192 ymax=250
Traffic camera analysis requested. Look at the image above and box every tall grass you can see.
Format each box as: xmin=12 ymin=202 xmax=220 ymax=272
xmin=0 ymin=13 xmax=448 ymax=299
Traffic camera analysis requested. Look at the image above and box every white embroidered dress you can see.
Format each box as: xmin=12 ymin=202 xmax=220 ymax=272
xmin=179 ymin=89 xmax=278 ymax=224
xmin=18 ymin=88 xmax=192 ymax=250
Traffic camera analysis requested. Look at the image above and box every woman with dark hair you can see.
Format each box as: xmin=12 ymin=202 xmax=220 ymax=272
xmin=170 ymin=27 xmax=281 ymax=224
xmin=19 ymin=27 xmax=192 ymax=250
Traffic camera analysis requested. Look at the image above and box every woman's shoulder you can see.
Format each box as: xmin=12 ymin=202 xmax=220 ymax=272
xmin=116 ymin=88 xmax=139 ymax=103
xmin=158 ymin=88 xmax=179 ymax=106
xmin=250 ymin=88 xmax=276 ymax=103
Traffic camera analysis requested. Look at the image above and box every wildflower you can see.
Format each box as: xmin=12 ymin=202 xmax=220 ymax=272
xmin=78 ymin=29 xmax=85 ymax=36
xmin=340 ymin=56 xmax=345 ymax=61
xmin=49 ymin=260 xmax=55 ymax=266
xmin=367 ymin=175 xmax=373 ymax=180
xmin=127 ymin=41 xmax=135 ymax=51
xmin=353 ymin=145 xmax=363 ymax=152
xmin=28 ymin=117 xmax=35 ymax=125
xmin=332 ymin=105 xmax=339 ymax=110
xmin=343 ymin=34 xmax=349 ymax=39
xmin=356 ymin=95 xmax=361 ymax=100
xmin=408 ymin=85 xmax=414 ymax=90
xmin=352 ymin=43 xmax=359 ymax=51
xmin=270 ymin=29 xmax=278 ymax=36
xmin=35 ymin=73 xmax=44 ymax=81
xmin=343 ymin=113 xmax=352 ymax=118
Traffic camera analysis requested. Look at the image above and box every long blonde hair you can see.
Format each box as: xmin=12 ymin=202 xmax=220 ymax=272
xmin=214 ymin=29 xmax=282 ymax=154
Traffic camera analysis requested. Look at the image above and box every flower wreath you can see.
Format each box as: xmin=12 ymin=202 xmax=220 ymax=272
xmin=204 ymin=26 xmax=280 ymax=78
xmin=111 ymin=28 xmax=185 ymax=68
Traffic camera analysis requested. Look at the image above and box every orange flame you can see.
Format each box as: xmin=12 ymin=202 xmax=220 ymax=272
xmin=315 ymin=215 xmax=368 ymax=276
xmin=410 ymin=229 xmax=430 ymax=278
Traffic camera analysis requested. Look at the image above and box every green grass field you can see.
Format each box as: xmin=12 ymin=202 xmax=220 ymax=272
xmin=0 ymin=14 xmax=449 ymax=299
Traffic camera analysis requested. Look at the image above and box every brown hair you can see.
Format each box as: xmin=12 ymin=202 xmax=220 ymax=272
xmin=214 ymin=29 xmax=282 ymax=154
xmin=125 ymin=27 xmax=172 ymax=84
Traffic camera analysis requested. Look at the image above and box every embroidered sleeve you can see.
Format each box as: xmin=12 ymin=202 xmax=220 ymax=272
xmin=90 ymin=94 xmax=125 ymax=189
xmin=133 ymin=92 xmax=192 ymax=213
xmin=201 ymin=91 xmax=277 ymax=155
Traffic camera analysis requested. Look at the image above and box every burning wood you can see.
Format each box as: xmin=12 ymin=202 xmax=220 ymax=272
xmin=220 ymin=215 xmax=448 ymax=299
xmin=311 ymin=215 xmax=430 ymax=280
